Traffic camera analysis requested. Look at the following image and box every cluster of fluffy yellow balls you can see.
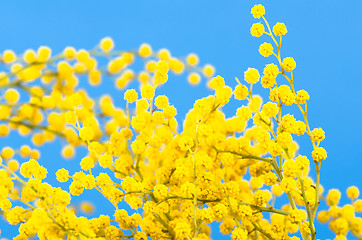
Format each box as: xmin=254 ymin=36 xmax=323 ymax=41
xmin=0 ymin=4 xmax=360 ymax=240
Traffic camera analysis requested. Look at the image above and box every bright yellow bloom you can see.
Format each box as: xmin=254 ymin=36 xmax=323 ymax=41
xmin=138 ymin=43 xmax=152 ymax=58
xmin=251 ymin=4 xmax=265 ymax=19
xmin=233 ymin=84 xmax=249 ymax=100
xmin=347 ymin=186 xmax=360 ymax=199
xmin=231 ymin=227 xmax=248 ymax=240
xmin=154 ymin=95 xmax=169 ymax=109
xmin=312 ymin=147 xmax=327 ymax=162
xmin=327 ymin=189 xmax=341 ymax=206
xmin=141 ymin=84 xmax=155 ymax=99
xmin=124 ymin=89 xmax=138 ymax=103
xmin=281 ymin=57 xmax=296 ymax=72
xmin=259 ymin=42 xmax=274 ymax=57
xmin=296 ymin=89 xmax=310 ymax=104
xmin=186 ymin=53 xmax=199 ymax=66
xmin=79 ymin=127 xmax=94 ymax=141
xmin=311 ymin=128 xmax=325 ymax=143
xmin=244 ymin=68 xmax=260 ymax=84
xmin=80 ymin=156 xmax=94 ymax=171
xmin=187 ymin=72 xmax=201 ymax=85
xmin=158 ymin=48 xmax=171 ymax=60
xmin=178 ymin=135 xmax=194 ymax=151
xmin=100 ymin=37 xmax=114 ymax=52
xmin=4 ymin=89 xmax=19 ymax=104
xmin=203 ymin=64 xmax=215 ymax=77
xmin=208 ymin=75 xmax=225 ymax=90
xmin=250 ymin=23 xmax=264 ymax=37
xmin=2 ymin=50 xmax=16 ymax=63
xmin=273 ymin=22 xmax=288 ymax=36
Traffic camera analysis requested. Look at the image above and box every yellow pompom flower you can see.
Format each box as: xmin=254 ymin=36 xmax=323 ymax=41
xmin=355 ymin=200 xmax=362 ymax=212
xmin=312 ymin=147 xmax=327 ymax=162
xmin=37 ymin=46 xmax=51 ymax=62
xmin=317 ymin=210 xmax=330 ymax=223
xmin=100 ymin=37 xmax=114 ymax=52
xmin=248 ymin=95 xmax=263 ymax=112
xmin=347 ymin=186 xmax=360 ymax=200
xmin=251 ymin=4 xmax=265 ymax=19
xmin=231 ymin=227 xmax=248 ymax=240
xmin=250 ymin=23 xmax=264 ymax=37
xmin=261 ymin=102 xmax=278 ymax=117
xmin=154 ymin=95 xmax=169 ymax=109
xmin=311 ymin=128 xmax=325 ymax=143
xmin=208 ymin=75 xmax=225 ymax=90
xmin=80 ymin=156 xmax=95 ymax=171
xmin=138 ymin=43 xmax=152 ymax=58
xmin=76 ymin=49 xmax=90 ymax=63
xmin=0 ymin=125 xmax=10 ymax=137
xmin=244 ymin=68 xmax=260 ymax=84
xmin=62 ymin=145 xmax=75 ymax=159
xmin=280 ymin=177 xmax=296 ymax=193
xmin=264 ymin=63 xmax=280 ymax=78
xmin=296 ymin=90 xmax=310 ymax=104
xmin=62 ymin=47 xmax=76 ymax=60
xmin=79 ymin=127 xmax=95 ymax=141
xmin=8 ymin=160 xmax=19 ymax=172
xmin=2 ymin=50 xmax=16 ymax=63
xmin=202 ymin=64 xmax=215 ymax=78
xmin=131 ymin=139 xmax=146 ymax=154
xmin=186 ymin=53 xmax=199 ymax=66
xmin=124 ymin=89 xmax=138 ymax=103
xmin=145 ymin=60 xmax=157 ymax=72
xmin=98 ymin=153 xmax=113 ymax=168
xmin=88 ymin=69 xmax=102 ymax=86
xmin=178 ymin=135 xmax=194 ymax=151
xmin=4 ymin=88 xmax=20 ymax=104
xmin=327 ymin=189 xmax=341 ymax=206
xmin=153 ymin=184 xmax=168 ymax=200
xmin=57 ymin=61 xmax=73 ymax=79
xmin=1 ymin=147 xmax=14 ymax=159
xmin=23 ymin=49 xmax=37 ymax=64
xmin=253 ymin=190 xmax=271 ymax=206
xmin=259 ymin=42 xmax=274 ymax=57
xmin=20 ymin=145 xmax=31 ymax=157
xmin=281 ymin=57 xmax=296 ymax=72
xmin=56 ymin=168 xmax=69 ymax=182
xmin=273 ymin=22 xmax=288 ymax=36
xmin=138 ymin=71 xmax=150 ymax=84
xmin=141 ymin=84 xmax=155 ymax=99
xmin=30 ymin=149 xmax=40 ymax=159
xmin=188 ymin=72 xmax=201 ymax=85
xmin=158 ymin=48 xmax=171 ymax=60
xmin=154 ymin=72 xmax=168 ymax=86
xmin=272 ymin=185 xmax=283 ymax=196
xmin=233 ymin=84 xmax=249 ymax=100
xmin=156 ymin=60 xmax=169 ymax=74
xmin=80 ymin=201 xmax=94 ymax=214
xmin=289 ymin=209 xmax=307 ymax=224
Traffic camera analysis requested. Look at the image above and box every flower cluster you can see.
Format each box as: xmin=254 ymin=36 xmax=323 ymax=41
xmin=0 ymin=4 xmax=358 ymax=240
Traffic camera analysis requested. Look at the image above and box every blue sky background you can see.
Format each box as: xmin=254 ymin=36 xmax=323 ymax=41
xmin=0 ymin=0 xmax=361 ymax=239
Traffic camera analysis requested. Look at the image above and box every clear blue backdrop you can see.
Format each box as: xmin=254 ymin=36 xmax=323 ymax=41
xmin=0 ymin=0 xmax=361 ymax=239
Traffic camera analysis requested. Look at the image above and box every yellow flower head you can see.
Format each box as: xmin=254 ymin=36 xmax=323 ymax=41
xmin=273 ymin=22 xmax=288 ymax=36
xmin=244 ymin=68 xmax=260 ymax=84
xmin=281 ymin=57 xmax=296 ymax=72
xmin=259 ymin=42 xmax=274 ymax=57
xmin=124 ymin=89 xmax=138 ymax=103
xmin=250 ymin=22 xmax=265 ymax=37
xmin=251 ymin=4 xmax=265 ymax=19
xmin=312 ymin=147 xmax=327 ymax=162
xmin=100 ymin=37 xmax=114 ymax=52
